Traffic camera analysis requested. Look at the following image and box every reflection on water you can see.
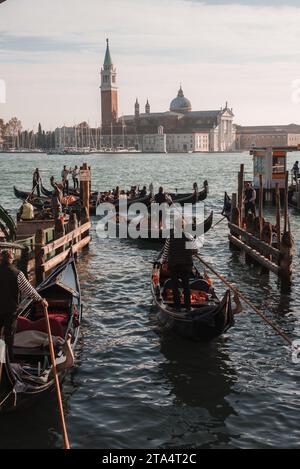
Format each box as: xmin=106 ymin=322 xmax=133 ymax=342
xmin=0 ymin=151 xmax=300 ymax=448
xmin=159 ymin=335 xmax=238 ymax=448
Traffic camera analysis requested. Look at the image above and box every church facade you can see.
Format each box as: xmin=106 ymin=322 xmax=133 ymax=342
xmin=100 ymin=40 xmax=236 ymax=153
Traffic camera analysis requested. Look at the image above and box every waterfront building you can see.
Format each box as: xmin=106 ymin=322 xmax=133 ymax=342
xmin=100 ymin=40 xmax=236 ymax=153
xmin=235 ymin=124 xmax=300 ymax=151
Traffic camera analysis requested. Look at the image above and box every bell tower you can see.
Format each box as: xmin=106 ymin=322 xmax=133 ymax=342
xmin=101 ymin=38 xmax=118 ymax=127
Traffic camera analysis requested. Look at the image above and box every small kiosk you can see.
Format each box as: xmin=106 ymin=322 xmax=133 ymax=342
xmin=250 ymin=145 xmax=300 ymax=204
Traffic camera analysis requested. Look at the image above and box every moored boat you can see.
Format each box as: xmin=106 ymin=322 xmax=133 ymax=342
xmin=0 ymin=252 xmax=82 ymax=412
xmin=150 ymin=251 xmax=234 ymax=340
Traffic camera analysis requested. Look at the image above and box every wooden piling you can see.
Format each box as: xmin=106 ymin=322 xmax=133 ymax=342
xmin=35 ymin=228 xmax=45 ymax=284
xmin=275 ymin=183 xmax=281 ymax=250
xmin=284 ymin=171 xmax=289 ymax=232
xmin=238 ymin=164 xmax=244 ymax=226
xmin=54 ymin=217 xmax=65 ymax=254
xmin=80 ymin=163 xmax=90 ymax=248
xmin=280 ymin=231 xmax=293 ymax=292
xmin=19 ymin=246 xmax=29 ymax=279
xmin=229 ymin=193 xmax=240 ymax=251
xmin=259 ymin=174 xmax=264 ymax=238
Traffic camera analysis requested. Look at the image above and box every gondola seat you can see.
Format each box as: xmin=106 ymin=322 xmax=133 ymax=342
xmin=161 ymin=278 xmax=182 ymax=296
xmin=189 ymin=279 xmax=210 ymax=293
xmin=16 ymin=315 xmax=66 ymax=338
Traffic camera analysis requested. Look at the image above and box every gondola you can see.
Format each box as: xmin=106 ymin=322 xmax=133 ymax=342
xmin=41 ymin=184 xmax=53 ymax=197
xmin=0 ymin=252 xmax=81 ymax=412
xmin=97 ymin=192 xmax=152 ymax=210
xmin=13 ymin=186 xmax=50 ymax=210
xmin=169 ymin=180 xmax=208 ymax=205
xmin=42 ymin=184 xmax=81 ymax=198
xmin=13 ymin=186 xmax=49 ymax=202
xmin=0 ymin=205 xmax=16 ymax=241
xmin=14 ymin=186 xmax=79 ymax=210
xmin=151 ymin=251 xmax=234 ymax=341
xmin=122 ymin=210 xmax=214 ymax=243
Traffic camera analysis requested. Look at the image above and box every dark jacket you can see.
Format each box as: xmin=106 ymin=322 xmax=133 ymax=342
xmin=0 ymin=265 xmax=20 ymax=316
xmin=167 ymin=232 xmax=194 ymax=267
xmin=154 ymin=192 xmax=167 ymax=204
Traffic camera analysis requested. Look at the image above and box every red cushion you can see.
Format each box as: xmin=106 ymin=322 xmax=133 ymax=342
xmin=35 ymin=310 xmax=69 ymax=325
xmin=17 ymin=316 xmax=65 ymax=338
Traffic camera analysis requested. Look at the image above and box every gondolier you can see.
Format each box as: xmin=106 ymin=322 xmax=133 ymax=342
xmin=292 ymin=161 xmax=299 ymax=181
xmin=161 ymin=227 xmax=198 ymax=311
xmin=61 ymin=165 xmax=70 ymax=196
xmin=50 ymin=177 xmax=63 ymax=219
xmin=0 ymin=250 xmax=48 ymax=361
xmin=32 ymin=168 xmax=41 ymax=197
xmin=72 ymin=166 xmax=80 ymax=190
xmin=154 ymin=187 xmax=172 ymax=228
xmin=244 ymin=182 xmax=256 ymax=217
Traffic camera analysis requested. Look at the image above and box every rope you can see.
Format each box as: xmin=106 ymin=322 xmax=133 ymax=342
xmin=194 ymin=253 xmax=294 ymax=347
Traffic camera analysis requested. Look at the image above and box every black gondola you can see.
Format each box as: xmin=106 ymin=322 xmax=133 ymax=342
xmin=0 ymin=253 xmax=82 ymax=412
xmin=42 ymin=185 xmax=81 ymax=198
xmin=13 ymin=186 xmax=50 ymax=210
xmin=41 ymin=185 xmax=53 ymax=197
xmin=169 ymin=180 xmax=208 ymax=205
xmin=151 ymin=251 xmax=234 ymax=341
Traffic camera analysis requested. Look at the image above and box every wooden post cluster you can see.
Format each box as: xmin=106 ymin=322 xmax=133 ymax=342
xmin=227 ymin=166 xmax=293 ymax=292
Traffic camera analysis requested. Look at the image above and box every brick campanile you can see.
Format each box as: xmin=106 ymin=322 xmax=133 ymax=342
xmin=100 ymin=38 xmax=118 ymax=127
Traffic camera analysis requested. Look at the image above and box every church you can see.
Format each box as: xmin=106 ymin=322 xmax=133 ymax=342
xmin=100 ymin=39 xmax=236 ymax=153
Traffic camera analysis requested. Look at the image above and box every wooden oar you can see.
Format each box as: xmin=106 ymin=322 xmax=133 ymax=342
xmin=211 ymin=215 xmax=226 ymax=230
xmin=193 ymin=253 xmax=293 ymax=347
xmin=43 ymin=305 xmax=70 ymax=449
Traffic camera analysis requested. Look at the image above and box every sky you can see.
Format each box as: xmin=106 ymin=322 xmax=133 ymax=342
xmin=1 ymin=0 xmax=300 ymax=129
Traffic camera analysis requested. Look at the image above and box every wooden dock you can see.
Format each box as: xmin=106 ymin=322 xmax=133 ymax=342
xmin=228 ymin=164 xmax=294 ymax=292
xmin=1 ymin=162 xmax=91 ymax=286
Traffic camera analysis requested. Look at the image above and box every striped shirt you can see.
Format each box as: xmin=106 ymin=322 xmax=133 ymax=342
xmin=18 ymin=271 xmax=43 ymax=302
xmin=161 ymin=232 xmax=198 ymax=263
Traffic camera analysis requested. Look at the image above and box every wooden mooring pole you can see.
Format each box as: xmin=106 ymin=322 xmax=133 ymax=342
xmin=80 ymin=162 xmax=90 ymax=248
xmin=238 ymin=164 xmax=244 ymax=226
xmin=275 ymin=183 xmax=281 ymax=250
xmin=35 ymin=228 xmax=45 ymax=284
xmin=280 ymin=171 xmax=293 ymax=292
xmin=229 ymin=193 xmax=240 ymax=251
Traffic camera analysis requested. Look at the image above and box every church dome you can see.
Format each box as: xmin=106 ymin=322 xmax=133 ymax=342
xmin=170 ymin=86 xmax=192 ymax=113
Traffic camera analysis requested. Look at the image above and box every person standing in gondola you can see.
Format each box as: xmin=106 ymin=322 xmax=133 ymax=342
xmin=244 ymin=182 xmax=256 ymax=217
xmin=32 ymin=168 xmax=41 ymax=197
xmin=161 ymin=225 xmax=198 ymax=311
xmin=292 ymin=161 xmax=299 ymax=181
xmin=61 ymin=165 xmax=70 ymax=196
xmin=154 ymin=186 xmax=172 ymax=228
xmin=139 ymin=185 xmax=147 ymax=198
xmin=50 ymin=176 xmax=63 ymax=219
xmin=0 ymin=250 xmax=48 ymax=361
xmin=72 ymin=165 xmax=80 ymax=190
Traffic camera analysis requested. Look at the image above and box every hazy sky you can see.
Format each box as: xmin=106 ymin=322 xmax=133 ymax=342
xmin=1 ymin=0 xmax=300 ymax=129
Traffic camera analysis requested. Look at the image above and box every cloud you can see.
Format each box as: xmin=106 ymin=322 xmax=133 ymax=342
xmin=1 ymin=0 xmax=300 ymax=127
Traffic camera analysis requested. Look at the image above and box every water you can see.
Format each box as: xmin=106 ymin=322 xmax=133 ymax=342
xmin=0 ymin=151 xmax=300 ymax=449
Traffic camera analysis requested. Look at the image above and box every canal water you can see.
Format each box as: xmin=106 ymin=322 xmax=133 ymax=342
xmin=0 ymin=151 xmax=299 ymax=449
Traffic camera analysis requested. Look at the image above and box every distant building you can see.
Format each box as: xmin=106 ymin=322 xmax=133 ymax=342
xmin=236 ymin=124 xmax=300 ymax=150
xmin=100 ymin=40 xmax=236 ymax=153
